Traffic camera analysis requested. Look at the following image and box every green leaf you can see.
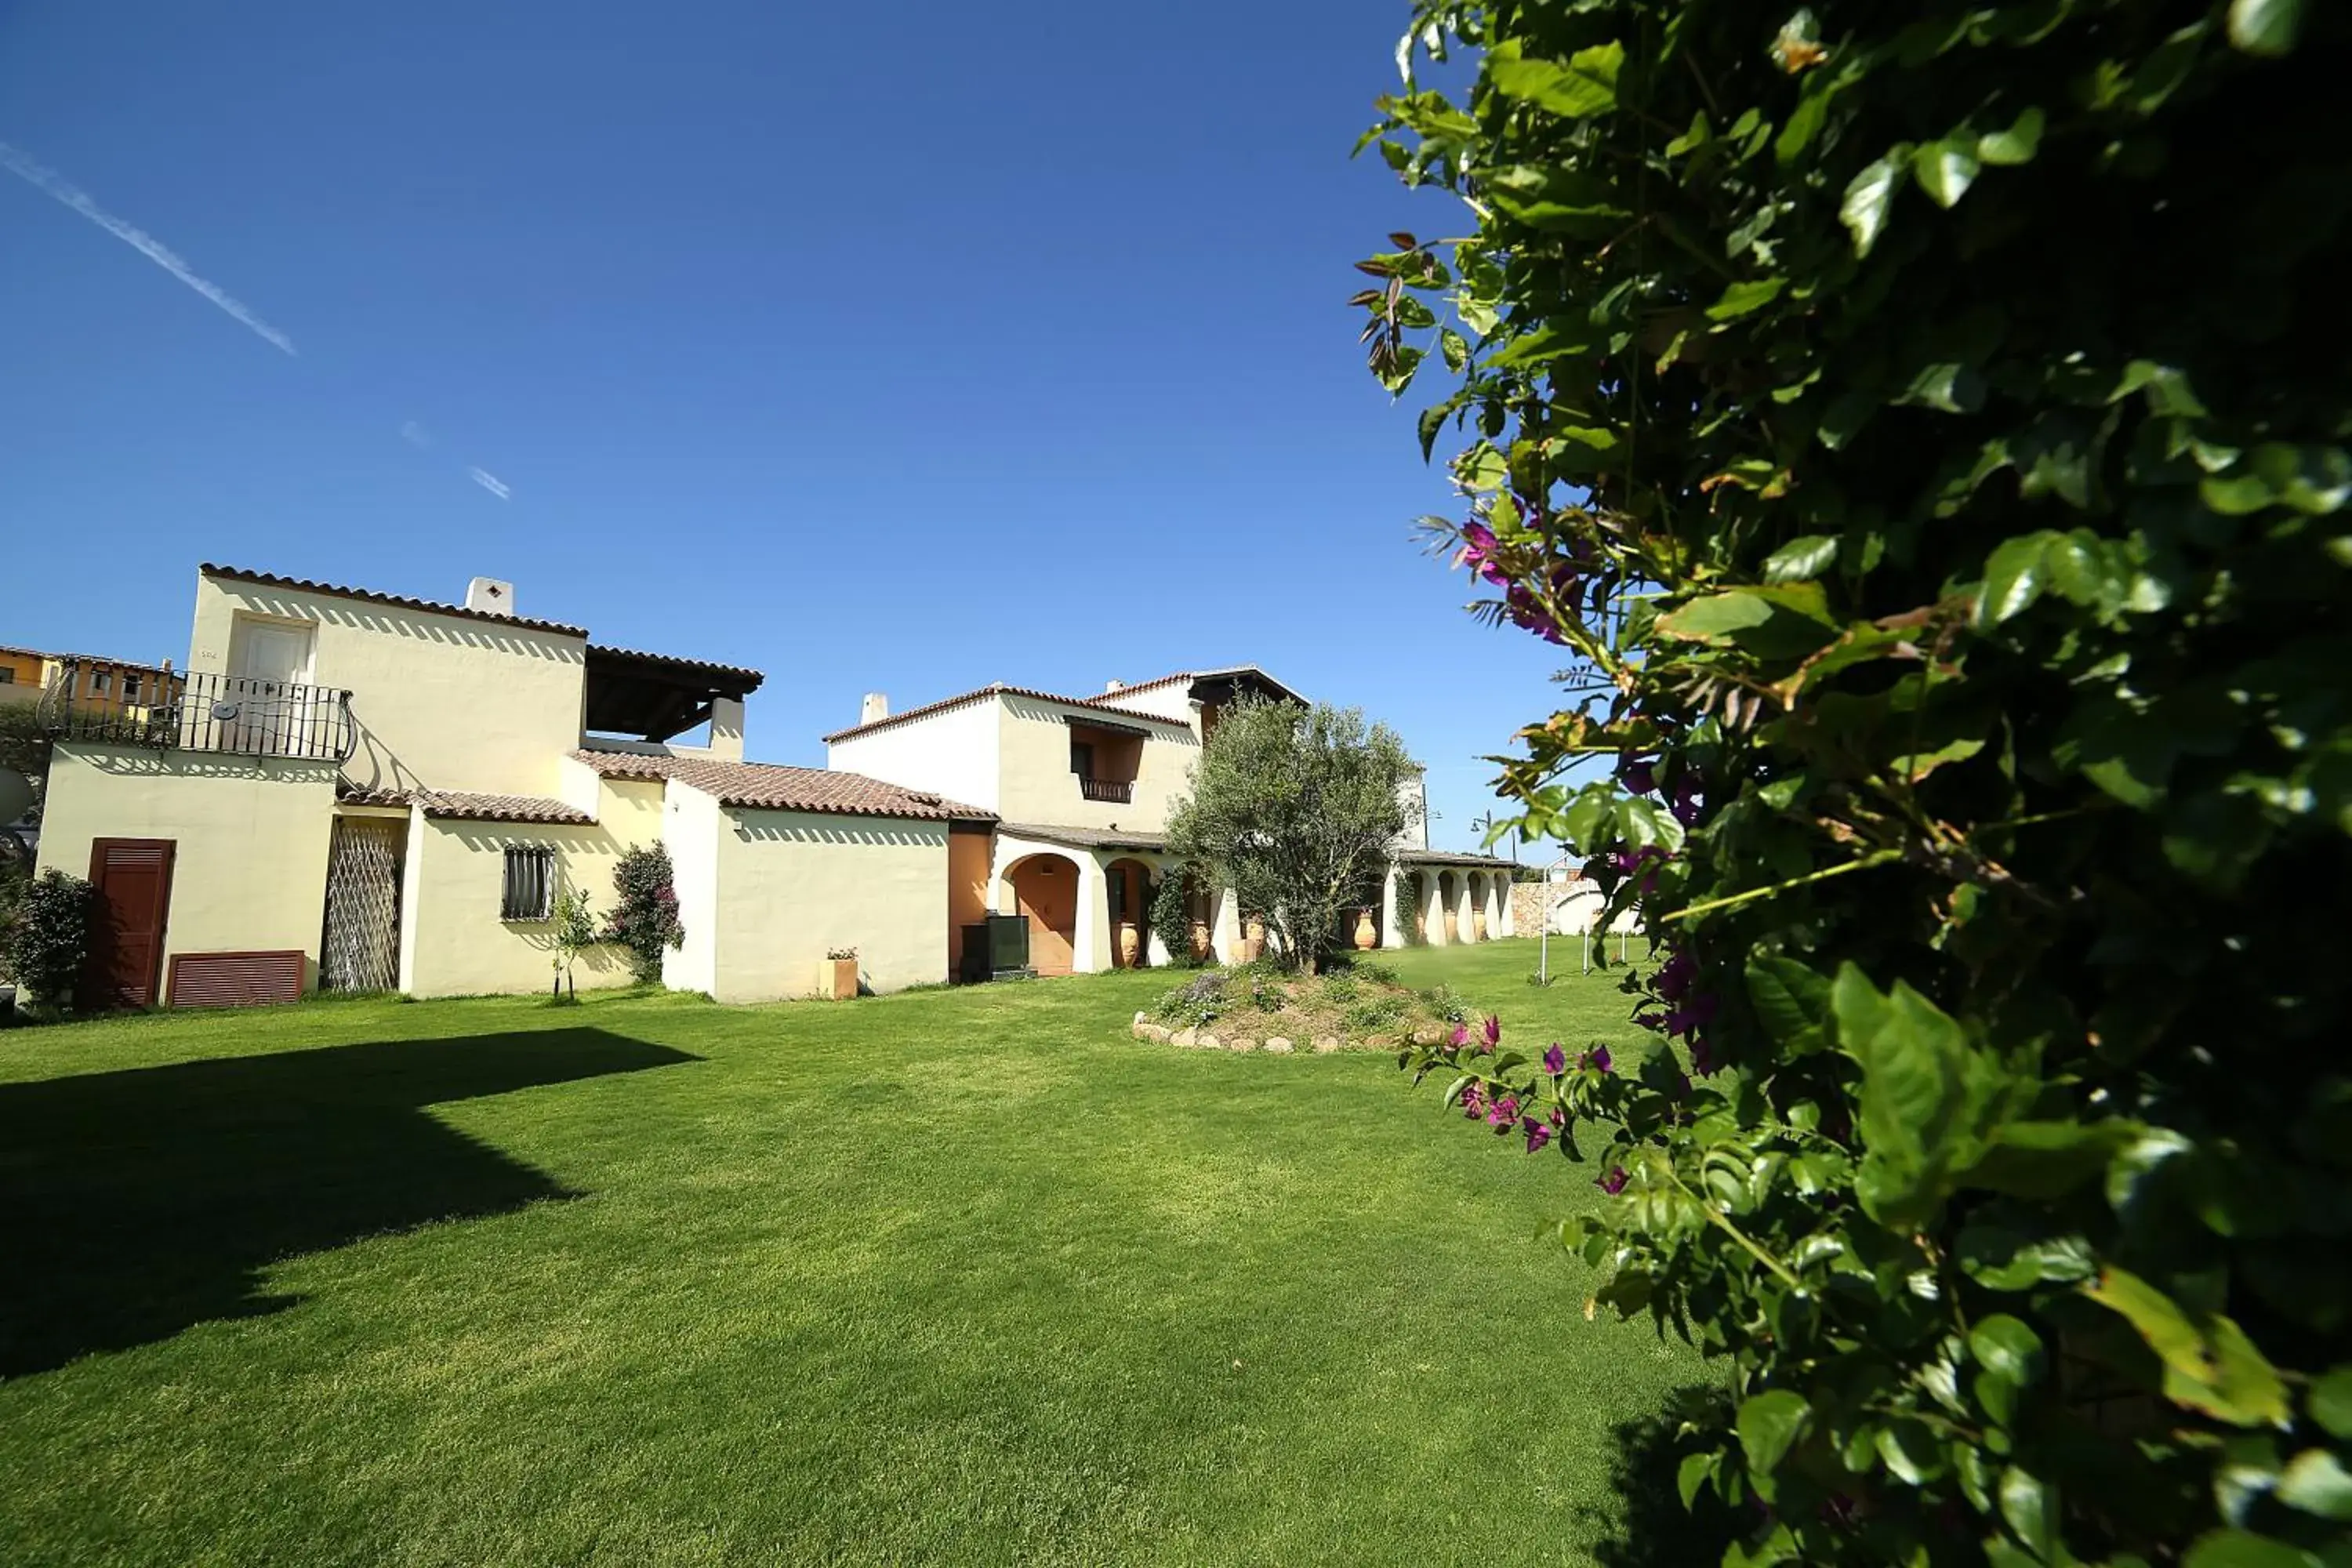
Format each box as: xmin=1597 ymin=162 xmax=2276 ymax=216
xmin=1976 ymin=532 xmax=2052 ymax=626
xmin=2000 ymin=1466 xmax=2060 ymax=1563
xmin=1836 ymin=966 xmax=2003 ymax=1228
xmin=1912 ymin=138 xmax=1981 ymax=207
xmin=1737 ymin=1389 xmax=1813 ymax=1490
xmin=1665 ymin=109 xmax=1712 ymax=157
xmin=2227 ymin=0 xmax=2305 ymax=56
xmin=1957 ymin=1224 xmax=2096 ymax=1290
xmin=1653 ymin=586 xmax=1840 ymax=661
xmin=1439 ymin=327 xmax=1469 ymax=373
xmin=1746 ymin=956 xmax=1834 ymax=1054
xmin=1479 ymin=164 xmax=1630 ymax=237
xmin=1898 ymin=361 xmax=1987 ymax=414
xmin=1956 ymin=1120 xmax=2145 ymax=1200
xmin=1762 ymin=535 xmax=1838 ymax=584
xmin=1977 ymin=107 xmax=2045 ymax=165
xmin=2311 ymin=1366 xmax=2352 ymax=1439
xmin=1877 ymin=1419 xmax=1945 ymax=1483
xmin=2182 ymin=1529 xmax=2321 ymax=1568
xmin=2083 ymin=1266 xmax=2292 ymax=1428
xmin=1707 ymin=276 xmax=1788 ymax=323
xmin=1677 ymin=1450 xmax=1717 ymax=1509
xmin=1842 ymin=151 xmax=1910 ymax=256
xmin=1971 ymin=1315 xmax=2048 ymax=1392
xmin=2277 ymin=1449 xmax=2352 ymax=1520
xmin=1487 ymin=38 xmax=1624 ymax=118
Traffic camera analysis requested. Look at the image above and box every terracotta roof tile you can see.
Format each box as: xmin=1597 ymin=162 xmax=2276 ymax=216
xmin=585 ymin=643 xmax=766 ymax=688
xmin=822 ymin=682 xmax=1194 ymax=744
xmin=571 ymin=749 xmax=993 ymax=821
xmin=1085 ymin=665 xmax=1305 ymax=707
xmin=335 ymin=780 xmax=593 ymax=824
xmin=201 ymin=564 xmax=590 ymax=638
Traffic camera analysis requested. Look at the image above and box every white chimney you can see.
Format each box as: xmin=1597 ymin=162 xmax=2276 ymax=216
xmin=1103 ymin=679 xmax=1124 ymax=693
xmin=466 ymin=577 xmax=515 ymax=615
xmin=860 ymin=692 xmax=889 ymax=724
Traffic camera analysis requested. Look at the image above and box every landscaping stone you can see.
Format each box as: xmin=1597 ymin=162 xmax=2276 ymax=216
xmin=1134 ymin=1022 xmax=1171 ymax=1044
xmin=1225 ymin=1035 xmax=1255 ymax=1052
xmin=1197 ymin=1031 xmax=1222 ymax=1051
xmin=1263 ymin=1037 xmax=1294 ymax=1054
xmin=1410 ymin=1025 xmax=1446 ymax=1046
xmin=1170 ymin=1028 xmax=1199 ymax=1049
xmin=1312 ymin=1035 xmax=1341 ymax=1054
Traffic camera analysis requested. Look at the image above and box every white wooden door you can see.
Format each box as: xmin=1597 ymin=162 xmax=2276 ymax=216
xmin=227 ymin=621 xmax=312 ymax=753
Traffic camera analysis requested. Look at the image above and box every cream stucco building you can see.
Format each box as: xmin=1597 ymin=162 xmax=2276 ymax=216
xmin=32 ymin=564 xmax=1516 ymax=1008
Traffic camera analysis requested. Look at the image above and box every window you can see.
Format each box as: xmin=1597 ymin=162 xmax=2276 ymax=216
xmin=500 ymin=845 xmax=556 ymax=921
xmin=1070 ymin=738 xmax=1094 ymax=778
xmin=122 ymin=673 xmax=142 ymax=702
xmin=93 ymin=670 xmax=113 ymax=696
xmin=0 ymin=668 xmax=13 ymax=684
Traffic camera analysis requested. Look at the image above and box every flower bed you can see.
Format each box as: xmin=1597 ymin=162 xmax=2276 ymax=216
xmin=1130 ymin=961 xmax=1469 ymax=1054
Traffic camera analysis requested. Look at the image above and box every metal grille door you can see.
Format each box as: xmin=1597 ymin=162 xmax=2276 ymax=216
xmin=321 ymin=818 xmax=404 ymax=992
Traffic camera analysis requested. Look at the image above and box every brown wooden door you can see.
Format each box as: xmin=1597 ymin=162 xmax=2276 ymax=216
xmin=84 ymin=838 xmax=175 ymax=1010
xmin=1009 ymin=858 xmax=1076 ymax=976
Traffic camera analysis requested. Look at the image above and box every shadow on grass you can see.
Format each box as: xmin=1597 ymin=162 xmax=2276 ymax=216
xmin=1589 ymin=1382 xmax=1742 ymax=1568
xmin=0 ymin=1029 xmax=698 ymax=1378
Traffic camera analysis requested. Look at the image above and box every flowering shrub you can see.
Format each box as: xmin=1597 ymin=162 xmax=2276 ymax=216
xmin=1367 ymin=3 xmax=2352 ymax=1564
xmin=603 ymin=844 xmax=684 ymax=985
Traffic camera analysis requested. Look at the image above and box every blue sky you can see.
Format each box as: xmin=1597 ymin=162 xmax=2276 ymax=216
xmin=0 ymin=0 xmax=1574 ymax=855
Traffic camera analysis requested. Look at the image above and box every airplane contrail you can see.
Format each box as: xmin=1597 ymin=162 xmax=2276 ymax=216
xmin=0 ymin=140 xmax=297 ymax=355
xmin=467 ymin=466 xmax=511 ymax=500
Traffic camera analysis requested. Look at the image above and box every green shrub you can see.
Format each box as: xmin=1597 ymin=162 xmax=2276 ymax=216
xmin=1366 ymin=5 xmax=2352 ymax=1563
xmin=3 ymin=869 xmax=96 ymax=1011
xmin=1148 ymin=869 xmax=1204 ymax=968
xmin=1318 ymin=971 xmax=1361 ymax=1005
xmin=1342 ymin=993 xmax=1407 ymax=1036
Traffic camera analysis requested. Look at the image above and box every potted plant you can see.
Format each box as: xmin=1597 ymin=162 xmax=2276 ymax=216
xmin=822 ymin=946 xmax=858 ymax=1000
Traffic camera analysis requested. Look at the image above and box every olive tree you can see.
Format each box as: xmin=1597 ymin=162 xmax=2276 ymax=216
xmin=1165 ymin=699 xmax=1413 ymax=974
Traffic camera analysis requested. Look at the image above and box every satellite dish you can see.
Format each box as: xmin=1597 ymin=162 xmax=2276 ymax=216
xmin=0 ymin=768 xmax=31 ymax=826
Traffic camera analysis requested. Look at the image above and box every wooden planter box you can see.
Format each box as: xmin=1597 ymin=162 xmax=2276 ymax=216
xmin=821 ymin=958 xmax=858 ymax=1000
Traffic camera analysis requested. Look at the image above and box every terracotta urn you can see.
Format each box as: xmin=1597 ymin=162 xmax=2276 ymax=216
xmin=1189 ymin=919 xmax=1212 ymax=961
xmin=1352 ymin=908 xmax=1377 ymax=951
xmin=1474 ymin=908 xmax=1489 ymax=942
xmin=1117 ymin=920 xmax=1141 ymax=967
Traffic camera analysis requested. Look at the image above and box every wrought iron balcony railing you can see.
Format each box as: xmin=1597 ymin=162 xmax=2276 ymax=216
xmin=1078 ymin=775 xmax=1134 ymax=804
xmin=40 ymin=662 xmax=358 ymax=763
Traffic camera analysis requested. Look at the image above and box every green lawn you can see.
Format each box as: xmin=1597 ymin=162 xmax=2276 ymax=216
xmin=0 ymin=939 xmax=1715 ymax=1566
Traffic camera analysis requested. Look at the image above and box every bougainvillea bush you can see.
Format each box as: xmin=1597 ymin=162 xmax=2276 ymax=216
xmin=1360 ymin=2 xmax=2350 ymax=1563
xmin=604 ymin=844 xmax=684 ymax=985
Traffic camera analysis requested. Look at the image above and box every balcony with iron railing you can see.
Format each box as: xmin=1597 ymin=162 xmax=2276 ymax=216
xmin=38 ymin=660 xmax=358 ymax=764
xmin=1078 ymin=775 xmax=1134 ymax=804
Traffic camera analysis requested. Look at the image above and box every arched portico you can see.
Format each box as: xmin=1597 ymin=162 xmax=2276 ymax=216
xmin=999 ymin=851 xmax=1083 ymax=976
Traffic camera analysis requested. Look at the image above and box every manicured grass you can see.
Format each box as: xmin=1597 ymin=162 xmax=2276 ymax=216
xmin=0 ymin=940 xmax=1711 ymax=1566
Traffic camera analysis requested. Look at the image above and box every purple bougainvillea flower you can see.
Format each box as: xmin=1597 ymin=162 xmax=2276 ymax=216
xmin=1460 ymin=1081 xmax=1486 ymax=1117
xmin=1581 ymin=1045 xmax=1613 ymax=1074
xmin=1634 ymin=1010 xmax=1668 ymax=1033
xmin=1617 ymin=757 xmax=1657 ymax=796
xmin=1676 ymin=1073 xmax=1693 ymax=1098
xmin=1654 ymin=950 xmax=1697 ymax=1003
xmin=1690 ymin=1037 xmax=1719 ymax=1076
xmin=1450 ymin=1023 xmax=1470 ymax=1048
xmin=1481 ymin=1014 xmax=1502 ymax=1049
xmin=1543 ymin=1044 xmax=1566 ymax=1075
xmin=1548 ymin=1105 xmax=1567 ymax=1130
xmin=1456 ymin=521 xmax=1512 ymax=589
xmin=1490 ymin=1094 xmax=1519 ymax=1127
xmin=1670 ymin=775 xmax=1704 ymax=827
xmin=1598 ymin=1167 xmax=1629 ymax=1196
xmin=1523 ymin=1118 xmax=1552 ymax=1153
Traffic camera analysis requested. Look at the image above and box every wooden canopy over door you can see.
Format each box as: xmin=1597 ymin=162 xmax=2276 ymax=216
xmin=83 ymin=837 xmax=175 ymax=1010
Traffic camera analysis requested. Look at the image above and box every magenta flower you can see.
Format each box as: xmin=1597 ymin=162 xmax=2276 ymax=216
xmin=1481 ymin=1014 xmax=1501 ymax=1050
xmin=1504 ymin=584 xmax=1568 ymax=644
xmin=1691 ymin=1038 xmax=1719 ymax=1076
xmin=1488 ymin=1094 xmax=1519 ymax=1128
xmin=1654 ymin=951 xmax=1697 ymax=1003
xmin=1461 ymin=1081 xmax=1487 ymax=1117
xmin=1449 ymin=1023 xmax=1470 ymax=1049
xmin=1598 ymin=1167 xmax=1629 ymax=1195
xmin=1543 ymin=1044 xmax=1566 ymax=1075
xmin=1523 ymin=1118 xmax=1552 ymax=1153
xmin=1548 ymin=1105 xmax=1567 ymax=1130
xmin=1581 ymin=1045 xmax=1613 ymax=1074
xmin=1617 ymin=757 xmax=1656 ymax=796
xmin=1634 ymin=1010 xmax=1668 ymax=1033
xmin=1670 ymin=775 xmax=1704 ymax=827
xmin=1455 ymin=522 xmax=1511 ymax=588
